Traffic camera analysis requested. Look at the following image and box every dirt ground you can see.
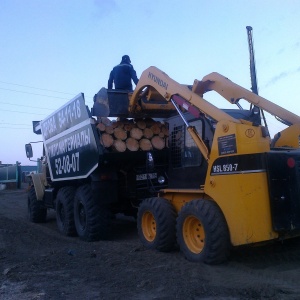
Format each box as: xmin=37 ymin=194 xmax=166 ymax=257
xmin=1 ymin=188 xmax=300 ymax=300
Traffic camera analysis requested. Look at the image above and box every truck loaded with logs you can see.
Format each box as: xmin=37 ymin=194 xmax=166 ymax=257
xmin=25 ymin=89 xmax=171 ymax=241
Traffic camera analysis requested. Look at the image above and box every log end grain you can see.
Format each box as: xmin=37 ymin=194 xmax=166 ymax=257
xmin=151 ymin=136 xmax=165 ymax=150
xmin=130 ymin=127 xmax=143 ymax=140
xmin=113 ymin=139 xmax=126 ymax=152
xmin=101 ymin=133 xmax=114 ymax=148
xmin=126 ymin=137 xmax=139 ymax=151
xmin=139 ymin=138 xmax=153 ymax=151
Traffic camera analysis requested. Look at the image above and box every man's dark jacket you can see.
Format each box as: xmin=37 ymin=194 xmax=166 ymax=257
xmin=108 ymin=63 xmax=139 ymax=90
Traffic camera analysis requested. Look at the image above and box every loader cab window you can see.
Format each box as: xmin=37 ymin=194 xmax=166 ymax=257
xmin=171 ymin=119 xmax=203 ymax=168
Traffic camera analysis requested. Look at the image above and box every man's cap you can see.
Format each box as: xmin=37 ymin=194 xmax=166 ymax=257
xmin=122 ymin=55 xmax=131 ymax=63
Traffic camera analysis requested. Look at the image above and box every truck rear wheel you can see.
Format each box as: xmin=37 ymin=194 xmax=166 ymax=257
xmin=56 ymin=187 xmax=77 ymax=236
xmin=28 ymin=186 xmax=47 ymax=223
xmin=176 ymin=199 xmax=230 ymax=264
xmin=74 ymin=184 xmax=112 ymax=241
xmin=137 ymin=197 xmax=177 ymax=252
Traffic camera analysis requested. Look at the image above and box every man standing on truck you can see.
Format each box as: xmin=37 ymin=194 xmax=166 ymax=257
xmin=108 ymin=55 xmax=139 ymax=91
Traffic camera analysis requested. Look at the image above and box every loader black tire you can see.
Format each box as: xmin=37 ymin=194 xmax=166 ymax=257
xmin=56 ymin=186 xmax=77 ymax=237
xmin=74 ymin=184 xmax=112 ymax=241
xmin=137 ymin=197 xmax=177 ymax=252
xmin=28 ymin=186 xmax=47 ymax=223
xmin=177 ymin=199 xmax=230 ymax=264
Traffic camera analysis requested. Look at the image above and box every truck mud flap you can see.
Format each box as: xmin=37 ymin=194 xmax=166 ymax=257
xmin=266 ymin=151 xmax=300 ymax=232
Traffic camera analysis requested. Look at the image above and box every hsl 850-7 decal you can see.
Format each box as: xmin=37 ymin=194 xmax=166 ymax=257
xmin=211 ymin=153 xmax=266 ymax=176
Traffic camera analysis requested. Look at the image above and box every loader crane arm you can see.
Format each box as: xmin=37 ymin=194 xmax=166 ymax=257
xmin=131 ymin=67 xmax=300 ymax=126
xmin=129 ymin=66 xmax=240 ymax=124
xmin=129 ymin=66 xmax=300 ymax=150
xmin=129 ymin=66 xmax=243 ymax=161
xmin=199 ymin=72 xmax=300 ymax=126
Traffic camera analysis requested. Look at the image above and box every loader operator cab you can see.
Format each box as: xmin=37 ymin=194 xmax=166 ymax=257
xmin=165 ymin=106 xmax=258 ymax=189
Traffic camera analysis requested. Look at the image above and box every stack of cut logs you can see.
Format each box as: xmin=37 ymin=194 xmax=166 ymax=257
xmin=96 ymin=117 xmax=169 ymax=152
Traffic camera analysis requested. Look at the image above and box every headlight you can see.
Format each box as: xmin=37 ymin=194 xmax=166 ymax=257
xmin=158 ymin=176 xmax=165 ymax=184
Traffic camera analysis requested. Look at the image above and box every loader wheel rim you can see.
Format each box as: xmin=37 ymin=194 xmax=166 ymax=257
xmin=183 ymin=215 xmax=205 ymax=254
xmin=141 ymin=211 xmax=156 ymax=242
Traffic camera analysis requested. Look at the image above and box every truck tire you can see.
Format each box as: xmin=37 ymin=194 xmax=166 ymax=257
xmin=137 ymin=197 xmax=177 ymax=252
xmin=28 ymin=186 xmax=47 ymax=223
xmin=56 ymin=187 xmax=77 ymax=237
xmin=176 ymin=199 xmax=230 ymax=264
xmin=74 ymin=184 xmax=112 ymax=241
